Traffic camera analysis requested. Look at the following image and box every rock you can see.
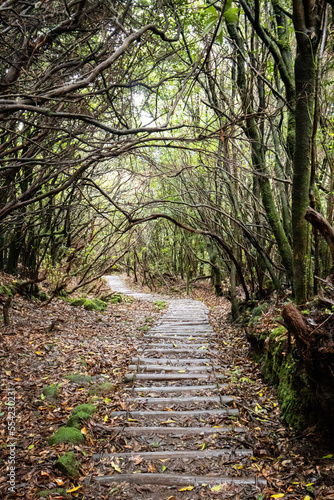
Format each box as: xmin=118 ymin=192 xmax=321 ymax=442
xmin=55 ymin=452 xmax=80 ymax=477
xmin=49 ymin=426 xmax=84 ymax=445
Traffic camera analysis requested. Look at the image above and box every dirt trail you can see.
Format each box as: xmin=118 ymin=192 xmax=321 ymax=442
xmin=92 ymin=276 xmax=266 ymax=498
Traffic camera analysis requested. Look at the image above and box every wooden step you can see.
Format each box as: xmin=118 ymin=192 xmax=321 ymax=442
xmin=124 ymin=373 xmax=219 ymax=381
xmin=125 ymin=384 xmax=218 ymax=393
xmin=109 ymin=409 xmax=239 ymax=417
xmin=128 ymin=364 xmax=214 ymax=372
xmin=94 ymin=448 xmax=253 ymax=460
xmin=93 ymin=473 xmax=266 ymax=487
xmin=110 ymin=425 xmax=247 ymax=435
xmin=126 ymin=395 xmax=233 ymax=405
xmin=131 ymin=357 xmax=212 ymax=364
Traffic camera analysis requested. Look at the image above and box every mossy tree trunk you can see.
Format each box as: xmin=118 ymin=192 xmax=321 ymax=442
xmin=291 ymin=0 xmax=324 ymax=303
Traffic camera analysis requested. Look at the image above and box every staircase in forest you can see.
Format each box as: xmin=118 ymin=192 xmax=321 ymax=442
xmin=93 ymin=276 xmax=266 ymax=498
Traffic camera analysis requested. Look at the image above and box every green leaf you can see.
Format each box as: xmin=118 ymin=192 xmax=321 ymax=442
xmin=223 ymin=7 xmax=239 ymax=23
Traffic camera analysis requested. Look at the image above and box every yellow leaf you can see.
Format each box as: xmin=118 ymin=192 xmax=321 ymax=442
xmin=55 ymin=478 xmax=64 ymax=486
xmin=200 ymin=443 xmax=206 ymax=450
xmin=304 ymin=497 xmax=311 ymax=500
xmin=14 ymin=378 xmax=22 ymax=381
xmin=148 ymin=462 xmax=156 ymax=472
xmin=159 ymin=459 xmax=170 ymax=462
xmin=178 ymin=370 xmax=186 ymax=373
xmin=211 ymin=484 xmax=225 ymax=492
xmin=128 ymin=418 xmax=139 ymax=422
xmin=178 ymin=486 xmax=194 ymax=491
xmin=271 ymin=495 xmax=285 ymax=499
xmin=81 ymin=426 xmax=87 ymax=435
xmin=66 ymin=485 xmax=82 ymax=493
xmin=111 ymin=461 xmax=122 ymax=473
xmin=104 ymin=415 xmax=108 ymax=422
xmin=35 ymin=351 xmax=43 ymax=356
xmin=213 ymin=425 xmax=221 ymax=428
xmin=160 ymin=419 xmax=175 ymax=424
xmin=4 ymin=370 xmax=11 ymax=376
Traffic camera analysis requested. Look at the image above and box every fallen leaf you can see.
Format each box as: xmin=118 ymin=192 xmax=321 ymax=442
xmin=160 ymin=419 xmax=175 ymax=424
xmin=148 ymin=462 xmax=156 ymax=472
xmin=211 ymin=484 xmax=225 ymax=492
xmin=81 ymin=426 xmax=87 ymax=435
xmin=35 ymin=351 xmax=43 ymax=356
xmin=130 ymin=456 xmax=143 ymax=465
xmin=128 ymin=418 xmax=139 ymax=422
xmin=55 ymin=478 xmax=64 ymax=486
xmin=66 ymin=484 xmax=82 ymax=493
xmin=271 ymin=495 xmax=285 ymax=499
xmin=178 ymin=486 xmax=194 ymax=491
xmin=111 ymin=460 xmax=122 ymax=473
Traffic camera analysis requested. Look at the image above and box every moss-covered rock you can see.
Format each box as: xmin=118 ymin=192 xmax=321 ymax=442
xmin=66 ymin=403 xmax=96 ymax=428
xmin=251 ymin=303 xmax=269 ymax=317
xmin=83 ymin=299 xmax=99 ymax=311
xmin=88 ymin=382 xmax=115 ymax=397
xmin=37 ymin=488 xmax=67 ymax=497
xmin=71 ymin=403 xmax=96 ymax=417
xmin=255 ymin=326 xmax=315 ymax=430
xmin=67 ymin=411 xmax=89 ymax=429
xmin=55 ymin=452 xmax=80 ymax=477
xmin=49 ymin=426 xmax=84 ymax=445
xmin=64 ymin=373 xmax=94 ymax=385
xmin=109 ymin=293 xmax=122 ymax=304
xmin=92 ymin=298 xmax=107 ymax=311
xmin=69 ymin=297 xmax=86 ymax=307
xmin=38 ymin=291 xmax=48 ymax=301
xmin=42 ymin=384 xmax=60 ymax=400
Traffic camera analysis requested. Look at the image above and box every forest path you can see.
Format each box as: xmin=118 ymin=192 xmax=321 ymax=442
xmin=93 ymin=276 xmax=266 ymax=498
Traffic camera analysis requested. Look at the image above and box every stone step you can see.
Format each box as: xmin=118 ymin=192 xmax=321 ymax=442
xmin=125 ymin=384 xmax=218 ymax=393
xmin=137 ymin=343 xmax=210 ymax=349
xmin=128 ymin=364 xmax=214 ymax=372
xmin=148 ymin=331 xmax=212 ymax=336
xmin=137 ymin=349 xmax=216 ymax=355
xmin=131 ymin=357 xmax=212 ymax=364
xmin=124 ymin=373 xmax=221 ymax=382
xmin=94 ymin=448 xmax=253 ymax=460
xmin=93 ymin=473 xmax=266 ymax=487
xmin=109 ymin=409 xmax=239 ymax=417
xmin=110 ymin=426 xmax=246 ymax=436
xmin=126 ymin=395 xmax=233 ymax=405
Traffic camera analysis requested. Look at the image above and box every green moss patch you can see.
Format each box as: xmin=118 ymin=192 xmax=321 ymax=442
xmin=66 ymin=403 xmax=96 ymax=428
xmin=38 ymin=488 xmax=67 ymax=498
xmin=254 ymin=326 xmax=315 ymax=430
xmin=83 ymin=299 xmax=106 ymax=311
xmin=154 ymin=300 xmax=166 ymax=310
xmin=69 ymin=298 xmax=86 ymax=307
xmin=55 ymin=452 xmax=80 ymax=477
xmin=49 ymin=426 xmax=84 ymax=445
xmin=88 ymin=382 xmax=115 ymax=397
xmin=64 ymin=373 xmax=94 ymax=385
xmin=109 ymin=293 xmax=122 ymax=304
xmin=71 ymin=403 xmax=96 ymax=416
xmin=41 ymin=384 xmax=61 ymax=400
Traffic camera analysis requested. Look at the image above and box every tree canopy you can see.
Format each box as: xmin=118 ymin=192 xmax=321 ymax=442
xmin=1 ymin=0 xmax=334 ymax=310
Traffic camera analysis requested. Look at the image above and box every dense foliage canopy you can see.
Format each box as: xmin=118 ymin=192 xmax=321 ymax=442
xmin=1 ymin=0 xmax=334 ymax=311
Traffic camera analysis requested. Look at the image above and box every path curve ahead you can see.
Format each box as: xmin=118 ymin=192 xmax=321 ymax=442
xmin=93 ymin=276 xmax=266 ymax=498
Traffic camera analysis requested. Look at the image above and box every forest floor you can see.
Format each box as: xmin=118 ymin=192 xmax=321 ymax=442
xmin=0 ymin=273 xmax=334 ymax=499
